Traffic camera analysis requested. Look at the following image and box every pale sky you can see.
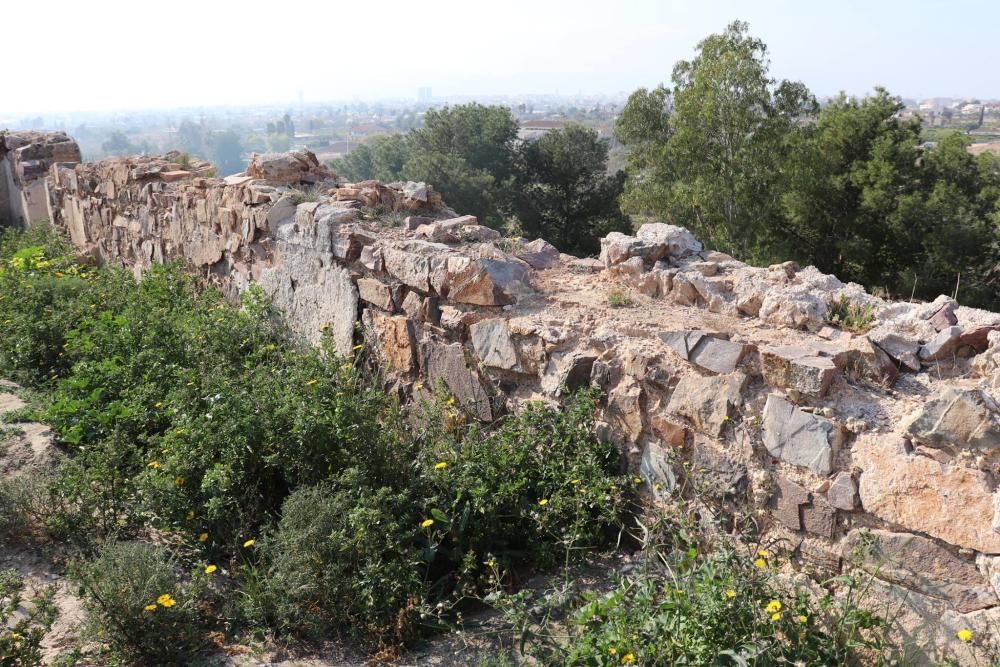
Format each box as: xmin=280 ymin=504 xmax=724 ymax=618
xmin=5 ymin=0 xmax=998 ymax=113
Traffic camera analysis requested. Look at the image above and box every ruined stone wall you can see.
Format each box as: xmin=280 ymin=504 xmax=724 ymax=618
xmin=12 ymin=134 xmax=1000 ymax=663
xmin=0 ymin=132 xmax=81 ymax=228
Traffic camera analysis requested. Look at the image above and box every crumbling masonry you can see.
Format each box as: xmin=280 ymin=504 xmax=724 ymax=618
xmin=4 ymin=131 xmax=1000 ymax=664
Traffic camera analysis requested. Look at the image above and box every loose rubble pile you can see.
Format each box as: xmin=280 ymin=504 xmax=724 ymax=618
xmin=7 ymin=132 xmax=1000 ymax=664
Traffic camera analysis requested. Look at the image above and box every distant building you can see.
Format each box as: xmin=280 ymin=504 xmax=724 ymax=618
xmin=518 ymin=119 xmax=568 ymax=140
xmin=349 ymin=122 xmax=391 ymax=138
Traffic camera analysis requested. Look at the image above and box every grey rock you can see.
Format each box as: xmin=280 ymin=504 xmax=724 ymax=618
xmin=659 ymin=330 xmax=748 ymax=375
xmin=469 ymin=318 xmax=520 ymax=371
xmin=827 ymin=471 xmax=859 ymax=511
xmin=422 ymin=341 xmax=492 ymax=421
xmin=905 ymin=387 xmax=1000 ymax=448
xmin=845 ymin=529 xmax=995 ymax=613
xmin=691 ymin=437 xmax=747 ymax=498
xmin=920 ymin=326 xmax=963 ymax=361
xmin=760 ymin=344 xmax=839 ymax=397
xmin=762 ymin=394 xmax=839 ymax=476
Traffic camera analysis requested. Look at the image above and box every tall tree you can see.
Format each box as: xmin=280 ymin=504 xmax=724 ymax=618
xmin=207 ymin=130 xmax=244 ymax=176
xmin=515 ymin=125 xmax=630 ymax=255
xmin=617 ymin=20 xmax=814 ymax=259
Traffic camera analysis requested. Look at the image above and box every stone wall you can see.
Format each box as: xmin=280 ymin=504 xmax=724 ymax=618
xmin=0 ymin=131 xmax=81 ymax=229
xmin=12 ymin=133 xmax=1000 ymax=663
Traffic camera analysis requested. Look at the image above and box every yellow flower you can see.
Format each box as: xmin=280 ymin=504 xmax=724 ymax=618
xmin=155 ymin=401 xmax=163 ymax=408
xmin=538 ymin=498 xmax=548 ymax=506
xmin=957 ymin=629 xmax=974 ymax=642
xmin=175 ymin=476 xmax=185 ymax=487
xmin=198 ymin=532 xmax=208 ymax=543
xmin=798 ymin=615 xmax=808 ymax=624
xmin=434 ymin=461 xmax=448 ymax=470
xmin=621 ymin=654 xmax=636 ymax=665
xmin=186 ymin=511 xmax=195 ymax=521
xmin=765 ymin=600 xmax=782 ymax=614
xmin=633 ymin=477 xmax=643 ymax=485
xmin=144 ymin=604 xmax=157 ymax=612
xmin=725 ymin=589 xmax=736 ymax=599
xmin=485 ymin=559 xmax=496 ymax=568
xmin=352 ymin=344 xmax=364 ymax=351
xmin=243 ymin=539 xmax=256 ymax=548
xmin=754 ymin=558 xmax=767 ymax=569
xmin=147 ymin=461 xmax=160 ymax=469
xmin=341 ymin=363 xmax=352 ymax=370
xmin=608 ymin=648 xmax=617 ymax=655
xmin=757 ymin=549 xmax=770 ymax=557
xmin=771 ymin=612 xmax=781 ymax=621
xmin=446 ymin=397 xmax=456 ymax=406
xmin=305 ymin=379 xmax=318 ymax=386
xmin=156 ymin=593 xmax=176 ymax=608
xmin=204 ymin=565 xmax=217 ymax=574
xmin=570 ymin=479 xmax=581 ymax=485
xmin=421 ymin=519 xmax=435 ymax=528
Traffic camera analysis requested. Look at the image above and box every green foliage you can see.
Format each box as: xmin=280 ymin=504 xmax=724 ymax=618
xmin=333 ymin=133 xmax=410 ymax=183
xmin=206 ymin=129 xmax=243 ymax=176
xmin=73 ymin=541 xmax=206 ymax=665
xmin=606 ymin=290 xmax=632 ymax=308
xmin=616 ymin=21 xmax=1000 ymax=309
xmin=617 ymin=21 xmax=814 ymax=260
xmin=245 ymin=470 xmax=425 ymax=643
xmin=514 ymin=125 xmax=630 ymax=255
xmin=0 ymin=569 xmax=58 ymax=667
xmin=826 ymin=295 xmax=877 ymax=333
xmin=488 ymin=515 xmax=891 ymax=666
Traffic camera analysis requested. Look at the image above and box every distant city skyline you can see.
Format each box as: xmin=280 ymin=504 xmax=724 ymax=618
xmin=5 ymin=0 xmax=999 ymax=115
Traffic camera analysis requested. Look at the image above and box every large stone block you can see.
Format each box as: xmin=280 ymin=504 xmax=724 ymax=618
xmin=844 ymin=529 xmax=995 ymax=613
xmin=666 ymin=372 xmax=746 ymax=437
xmin=905 ymin=387 xmax=1000 ymax=449
xmin=853 ymin=435 xmax=1000 ymax=553
xmin=422 ymin=340 xmax=492 ymax=421
xmin=759 ymin=345 xmax=839 ymax=397
xmin=762 ymin=394 xmax=840 ymax=476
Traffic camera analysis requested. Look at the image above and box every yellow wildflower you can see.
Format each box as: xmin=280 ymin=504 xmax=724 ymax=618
xmin=352 ymin=344 xmax=364 ymax=351
xmin=798 ymin=615 xmax=808 ymax=624
xmin=754 ymin=558 xmax=767 ymax=569
xmin=538 ymin=498 xmax=548 ymax=506
xmin=305 ymin=379 xmax=318 ymax=386
xmin=186 ymin=511 xmax=195 ymax=521
xmin=421 ymin=519 xmax=435 ymax=528
xmin=205 ymin=565 xmax=217 ymax=574
xmin=608 ymin=647 xmax=617 ymax=655
xmin=434 ymin=461 xmax=448 ymax=470
xmin=633 ymin=477 xmax=643 ymax=485
xmin=414 ymin=382 xmax=424 ymax=390
xmin=446 ymin=397 xmax=456 ymax=406
xmin=156 ymin=593 xmax=176 ymax=608
xmin=198 ymin=532 xmax=208 ymax=543
xmin=765 ymin=600 xmax=782 ymax=614
xmin=570 ymin=479 xmax=581 ymax=485
xmin=485 ymin=559 xmax=496 ymax=568
xmin=621 ymin=654 xmax=636 ymax=665
xmin=147 ymin=461 xmax=160 ymax=469
xmin=757 ymin=549 xmax=770 ymax=557
xmin=155 ymin=402 xmax=163 ymax=408
xmin=725 ymin=589 xmax=736 ymax=599
xmin=144 ymin=604 xmax=157 ymax=612
xmin=175 ymin=476 xmax=185 ymax=487
xmin=771 ymin=612 xmax=781 ymax=621
xmin=957 ymin=629 xmax=974 ymax=642
xmin=243 ymin=539 xmax=256 ymax=548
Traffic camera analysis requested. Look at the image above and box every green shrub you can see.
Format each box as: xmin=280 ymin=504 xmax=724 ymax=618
xmin=0 ymin=225 xmax=96 ymax=385
xmin=73 ymin=541 xmax=207 ymax=665
xmin=0 ymin=569 xmax=58 ymax=667
xmin=490 ymin=544 xmax=890 ymax=666
xmin=606 ymin=290 xmax=632 ymax=308
xmin=415 ymin=390 xmax=628 ymax=589
xmin=246 ymin=470 xmax=425 ymax=643
xmin=826 ymin=294 xmax=877 ymax=333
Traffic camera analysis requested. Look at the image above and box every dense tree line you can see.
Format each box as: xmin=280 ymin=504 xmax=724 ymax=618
xmin=616 ymin=21 xmax=1000 ymax=308
xmin=333 ymin=104 xmax=630 ymax=256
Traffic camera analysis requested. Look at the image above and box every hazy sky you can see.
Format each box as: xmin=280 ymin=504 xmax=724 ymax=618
xmin=5 ymin=0 xmax=998 ymax=113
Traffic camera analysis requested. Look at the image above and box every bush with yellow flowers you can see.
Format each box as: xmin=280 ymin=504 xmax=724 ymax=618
xmin=72 ymin=541 xmax=207 ymax=664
